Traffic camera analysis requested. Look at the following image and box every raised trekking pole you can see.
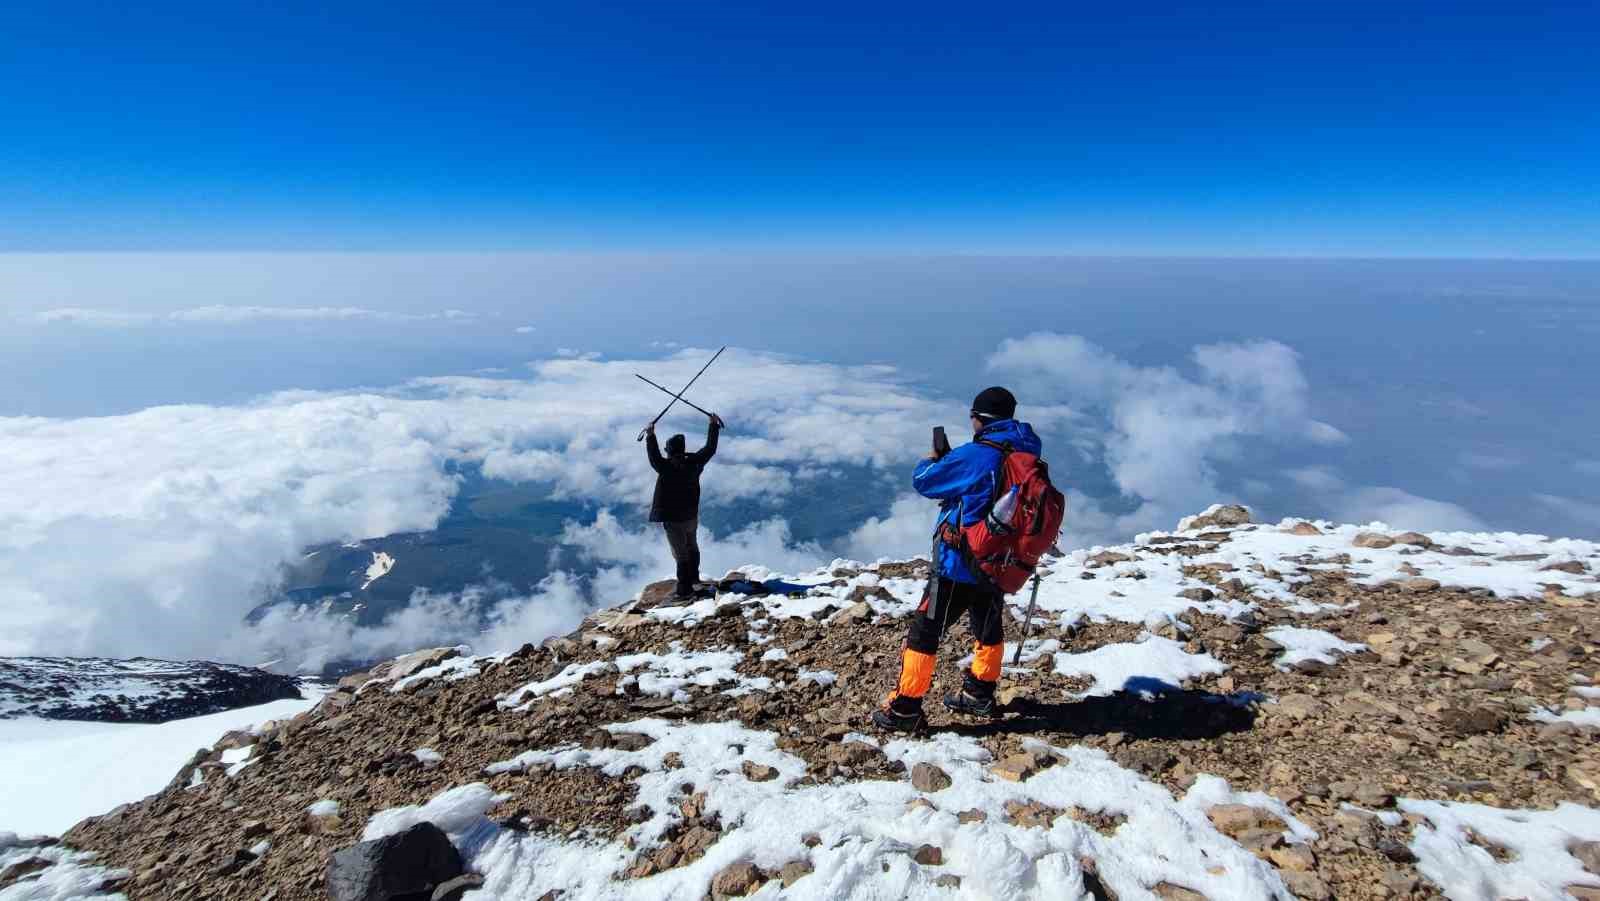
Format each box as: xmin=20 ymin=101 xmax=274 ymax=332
xmin=636 ymin=346 xmax=725 ymax=441
xmin=634 ymin=373 xmax=719 ymax=420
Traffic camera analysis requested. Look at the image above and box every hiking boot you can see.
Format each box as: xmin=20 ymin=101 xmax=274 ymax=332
xmin=870 ymin=696 xmax=924 ymax=733
xmin=942 ymin=689 xmax=999 ymax=718
xmin=944 ymin=674 xmax=1000 ymax=718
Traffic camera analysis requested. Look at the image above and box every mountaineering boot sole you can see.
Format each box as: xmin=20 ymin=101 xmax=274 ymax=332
xmin=943 ymin=689 xmax=1000 ymax=718
xmin=870 ymin=706 xmax=924 ymax=733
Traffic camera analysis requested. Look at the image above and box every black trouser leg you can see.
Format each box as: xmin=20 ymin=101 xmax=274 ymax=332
xmin=964 ymin=589 xmax=1005 ymax=696
xmin=663 ymin=519 xmax=700 ymax=595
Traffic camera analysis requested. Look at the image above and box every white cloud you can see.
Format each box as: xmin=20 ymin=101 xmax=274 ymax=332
xmin=1284 ymin=467 xmax=1489 ymax=532
xmin=0 ymin=349 xmax=950 ymax=661
xmin=986 ymin=333 xmax=1346 ymax=539
xmin=553 ymin=348 xmax=601 ymax=360
xmin=1533 ymin=494 xmax=1600 ymax=534
xmin=1458 ymin=451 xmax=1522 ymax=470
xmin=514 ymin=325 xmax=536 ymax=334
xmin=1330 ymin=487 xmax=1489 ymax=533
xmin=224 ymin=576 xmax=593 ymax=673
xmin=30 ymin=306 xmax=476 ymax=326
xmin=843 ymin=494 xmax=939 ymax=563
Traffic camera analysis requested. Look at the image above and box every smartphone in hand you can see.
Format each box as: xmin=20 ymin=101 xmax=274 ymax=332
xmin=932 ymin=426 xmax=951 ymax=458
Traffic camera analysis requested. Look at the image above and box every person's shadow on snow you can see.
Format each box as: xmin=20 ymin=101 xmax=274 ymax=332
xmin=932 ymin=677 xmax=1261 ymax=742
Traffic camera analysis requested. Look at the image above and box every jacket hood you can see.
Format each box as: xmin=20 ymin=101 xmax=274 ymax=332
xmin=976 ymin=418 xmax=1042 ymax=455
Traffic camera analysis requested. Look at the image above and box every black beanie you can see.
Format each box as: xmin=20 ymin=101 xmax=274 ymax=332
xmin=665 ymin=434 xmax=686 ymax=456
xmin=971 ymin=386 xmax=1017 ymax=421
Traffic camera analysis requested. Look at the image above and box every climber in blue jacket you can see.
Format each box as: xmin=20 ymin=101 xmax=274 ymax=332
xmin=873 ymin=386 xmax=1043 ymax=732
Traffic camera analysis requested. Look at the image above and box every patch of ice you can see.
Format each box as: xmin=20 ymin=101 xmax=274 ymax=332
xmin=0 ymin=839 xmax=129 ymax=901
xmin=389 ymin=653 xmax=489 ymax=694
xmin=759 ymin=648 xmax=788 ymax=662
xmin=364 ymin=783 xmax=509 ymax=844
xmin=307 ymin=799 xmax=341 ymax=817
xmin=500 ymin=661 xmax=615 ymax=709
xmin=248 ymin=839 xmax=270 ymax=857
xmin=359 ymin=551 xmax=395 ymax=590
xmin=1050 ymin=634 xmax=1228 ymax=697
xmin=1530 ymin=707 xmax=1600 ymax=729
xmin=1400 ymin=797 xmax=1600 ymax=900
xmin=1263 ymin=626 xmax=1366 ymax=670
xmin=797 ymin=669 xmax=837 ymax=687
xmin=413 ymin=748 xmax=443 ymax=764
xmin=221 ymin=744 xmax=255 ymax=777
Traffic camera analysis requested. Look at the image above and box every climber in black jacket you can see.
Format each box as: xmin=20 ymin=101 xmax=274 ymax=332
xmin=645 ymin=414 xmax=723 ymax=598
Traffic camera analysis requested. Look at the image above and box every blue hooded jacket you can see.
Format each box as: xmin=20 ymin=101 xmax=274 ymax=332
xmin=912 ymin=418 xmax=1043 ymax=584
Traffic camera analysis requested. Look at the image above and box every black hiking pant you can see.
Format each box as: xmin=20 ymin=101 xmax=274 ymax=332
xmin=662 ymin=518 xmax=700 ymax=596
xmin=891 ymin=577 xmax=1005 ymax=704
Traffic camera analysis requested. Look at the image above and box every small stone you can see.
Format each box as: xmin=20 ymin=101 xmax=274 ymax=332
xmin=1280 ymin=871 xmax=1332 ymax=900
xmin=1287 ymin=521 xmax=1322 ymax=536
xmin=1401 ymin=577 xmax=1441 ymax=592
xmin=432 ymin=874 xmax=486 ymax=901
xmin=957 ymin=809 xmax=987 ymax=824
xmin=1440 ymin=706 xmax=1506 ymax=736
xmin=710 ymin=861 xmax=762 ymax=899
xmin=1380 ymin=870 xmax=1419 ymax=896
xmin=1216 ymin=676 xmax=1236 ymax=693
xmin=934 ymin=875 xmax=962 ymax=888
xmin=912 ymin=844 xmax=942 ymax=866
xmin=779 ymin=860 xmax=813 ymax=887
xmin=1366 ymin=632 xmax=1398 ymax=646
xmin=1377 ymin=837 xmax=1417 ymax=863
xmin=1571 ymin=840 xmax=1600 ymax=875
xmin=1542 ymin=560 xmax=1588 ymax=574
xmin=1152 ymin=882 xmax=1208 ymax=901
xmin=1267 ymin=844 xmax=1316 ymax=871
xmin=1274 ymin=693 xmax=1324 ymax=720
xmin=1392 ymin=531 xmax=1433 ymax=547
xmin=910 ymin=762 xmax=953 ymax=792
xmin=1566 ymin=886 xmax=1600 ymax=901
xmin=1179 ymin=588 xmax=1215 ymax=602
xmin=991 ymin=752 xmax=1043 ymax=782
xmin=1206 ymin=804 xmax=1282 ymax=836
xmin=741 ymin=761 xmax=778 ymax=782
xmin=1353 ymin=532 xmax=1395 ymax=549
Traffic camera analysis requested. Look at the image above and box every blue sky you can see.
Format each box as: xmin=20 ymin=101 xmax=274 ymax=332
xmin=2 ymin=1 xmax=1597 ymax=255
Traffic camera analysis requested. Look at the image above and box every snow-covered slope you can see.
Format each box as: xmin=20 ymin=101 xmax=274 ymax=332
xmin=0 ymin=693 xmax=325 ymax=837
xmin=24 ymin=508 xmax=1600 ymax=900
xmin=0 ymin=656 xmax=302 ymax=723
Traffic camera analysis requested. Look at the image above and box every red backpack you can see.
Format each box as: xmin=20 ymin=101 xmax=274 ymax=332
xmin=952 ymin=440 xmax=1066 ymax=593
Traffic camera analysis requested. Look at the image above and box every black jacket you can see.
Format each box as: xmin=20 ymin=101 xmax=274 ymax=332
xmin=647 ymin=421 xmax=720 ymax=523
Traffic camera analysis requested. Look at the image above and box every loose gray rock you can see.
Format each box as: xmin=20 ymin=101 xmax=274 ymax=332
xmin=911 ymin=762 xmax=952 ymax=792
xmin=326 ymin=822 xmax=463 ymax=901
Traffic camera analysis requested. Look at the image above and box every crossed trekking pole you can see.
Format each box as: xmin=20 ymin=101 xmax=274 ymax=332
xmin=635 ymin=346 xmax=726 ymax=441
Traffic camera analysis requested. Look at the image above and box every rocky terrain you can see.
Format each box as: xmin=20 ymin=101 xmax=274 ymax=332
xmin=0 ymin=657 xmax=302 ymax=723
xmin=6 ymin=507 xmax=1600 ymax=900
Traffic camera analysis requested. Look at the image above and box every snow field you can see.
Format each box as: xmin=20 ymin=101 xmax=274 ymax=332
xmin=499 ymin=644 xmax=772 ymax=710
xmin=1399 ymin=798 xmax=1600 ymax=900
xmin=387 ymin=718 xmax=1315 ymax=900
xmin=0 ymin=694 xmax=323 ymax=837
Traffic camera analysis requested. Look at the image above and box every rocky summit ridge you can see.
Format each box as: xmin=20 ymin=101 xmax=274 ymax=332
xmin=6 ymin=506 xmax=1600 ymax=900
